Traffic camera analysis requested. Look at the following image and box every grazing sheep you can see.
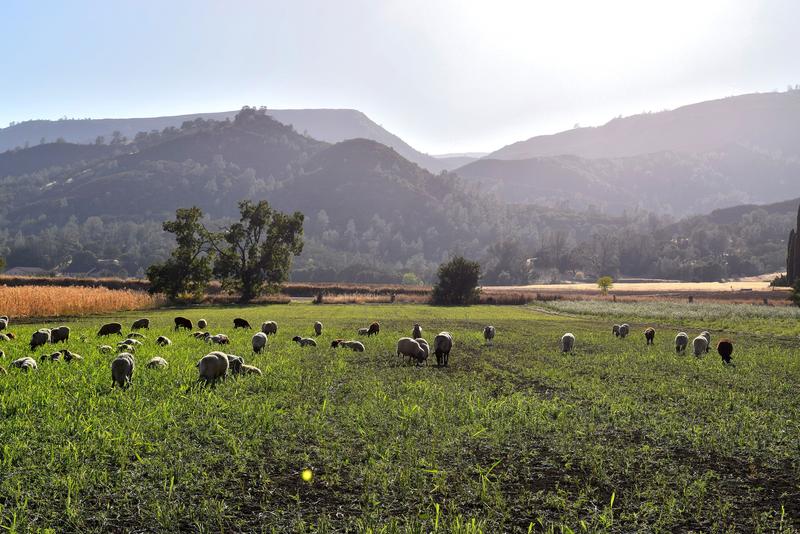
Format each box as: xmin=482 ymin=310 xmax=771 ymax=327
xmin=560 ymin=333 xmax=576 ymax=353
xmin=261 ymin=321 xmax=278 ymax=336
xmin=396 ymin=337 xmax=425 ymax=364
xmin=412 ymin=324 xmax=422 ymax=339
xmin=314 ymin=321 xmax=323 ymax=336
xmin=293 ymin=336 xmax=318 ymax=347
xmin=229 ymin=356 xmax=262 ymax=375
xmin=147 ymin=357 xmax=169 ymax=369
xmin=49 ymin=326 xmax=70 ymax=344
xmin=483 ymin=325 xmax=495 ymax=344
xmin=675 ymin=332 xmax=689 ymax=353
xmin=111 ymin=353 xmax=135 ymax=388
xmin=415 ymin=338 xmax=430 ymax=364
xmin=644 ymin=328 xmax=656 ymax=346
xmin=99 ymin=345 xmax=113 ymax=354
xmin=252 ymin=332 xmax=268 ymax=353
xmin=174 ymin=317 xmax=193 ymax=331
xmin=0 ymin=317 xmax=7 ymax=331
xmin=127 ymin=332 xmax=146 ymax=340
xmin=192 ymin=331 xmax=208 ymax=339
xmin=30 ymin=329 xmax=51 ymax=351
xmin=122 ymin=338 xmax=143 ymax=347
xmin=618 ymin=324 xmax=630 ymax=339
xmin=131 ymin=318 xmax=150 ymax=330
xmin=117 ymin=343 xmax=135 ymax=354
xmin=233 ymin=318 xmax=251 ymax=329
xmin=434 ymin=332 xmax=453 ymax=367
xmin=197 ymin=351 xmax=230 ymax=385
xmin=238 ymin=364 xmax=263 ymax=375
xmin=156 ymin=336 xmax=172 ymax=347
xmin=98 ymin=322 xmax=123 ymax=336
xmin=197 ymin=319 xmax=208 ymax=330
xmin=340 ymin=340 xmax=365 ymax=352
xmin=12 ymin=357 xmax=37 ymax=371
xmin=693 ymin=335 xmax=709 ymax=357
xmin=206 ymin=333 xmax=230 ymax=345
xmin=330 ymin=339 xmax=344 ymax=348
xmin=0 ymin=334 xmax=8 ymax=342
xmin=367 ymin=322 xmax=380 ymax=336
xmin=717 ymin=339 xmax=734 ymax=365
xmin=700 ymin=331 xmax=711 ymax=353
xmin=61 ymin=349 xmax=82 ymax=363
xmin=4 ymin=332 xmax=14 ymax=340
xmin=612 ymin=324 xmax=621 ymax=337
xmin=358 ymin=327 xmax=370 ymax=336
xmin=40 ymin=351 xmax=60 ymax=362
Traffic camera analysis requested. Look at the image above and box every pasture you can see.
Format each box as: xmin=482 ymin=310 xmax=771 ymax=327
xmin=0 ymin=303 xmax=799 ymax=532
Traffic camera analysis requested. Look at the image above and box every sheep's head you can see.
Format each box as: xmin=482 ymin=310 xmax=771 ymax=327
xmin=292 ymin=336 xmax=302 ymax=343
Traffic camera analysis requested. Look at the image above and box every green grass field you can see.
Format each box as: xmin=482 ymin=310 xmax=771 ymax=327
xmin=1 ymin=303 xmax=799 ymax=532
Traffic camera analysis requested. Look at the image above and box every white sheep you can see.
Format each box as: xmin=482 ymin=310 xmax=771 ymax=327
xmin=261 ymin=321 xmax=278 ymax=336
xmin=412 ymin=324 xmax=422 ymax=339
xmin=111 ymin=353 xmax=135 ymax=388
xmin=30 ymin=329 xmax=51 ymax=351
xmin=560 ymin=333 xmax=575 ymax=353
xmin=675 ymin=332 xmax=689 ymax=353
xmin=618 ymin=324 xmax=630 ymax=338
xmin=483 ymin=325 xmax=495 ymax=344
xmin=51 ymin=326 xmax=70 ymax=343
xmin=293 ymin=336 xmax=317 ymax=347
xmin=693 ymin=335 xmax=708 ymax=357
xmin=156 ymin=336 xmax=172 ymax=347
xmin=252 ymin=332 xmax=268 ymax=353
xmin=396 ymin=337 xmax=425 ymax=364
xmin=340 ymin=340 xmax=365 ymax=352
xmin=415 ymin=338 xmax=430 ymax=364
xmin=206 ymin=334 xmax=230 ymax=345
xmin=314 ymin=321 xmax=323 ymax=336
xmin=229 ymin=356 xmax=262 ymax=376
xmin=197 ymin=351 xmax=230 ymax=385
xmin=434 ymin=332 xmax=453 ymax=367
xmin=700 ymin=331 xmax=711 ymax=353
xmin=12 ymin=357 xmax=37 ymax=372
xmin=147 ymin=357 xmax=168 ymax=369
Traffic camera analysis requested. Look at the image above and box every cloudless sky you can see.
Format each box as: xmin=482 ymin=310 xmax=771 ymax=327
xmin=1 ymin=0 xmax=798 ymax=153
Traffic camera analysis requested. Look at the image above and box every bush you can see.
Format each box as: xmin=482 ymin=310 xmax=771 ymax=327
xmin=431 ymin=256 xmax=481 ymax=305
xmin=597 ymin=276 xmax=614 ymax=295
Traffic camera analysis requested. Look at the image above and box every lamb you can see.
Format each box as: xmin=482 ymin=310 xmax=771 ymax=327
xmin=174 ymin=317 xmax=193 ymax=331
xmin=99 ymin=345 xmax=113 ymax=354
xmin=675 ymin=332 xmax=689 ymax=353
xmin=644 ymin=327 xmax=656 ymax=346
xmin=111 ymin=353 xmax=135 ymax=388
xmin=126 ymin=332 xmax=146 ymax=340
xmin=239 ymin=364 xmax=263 ymax=375
xmin=30 ymin=329 xmax=51 ymax=351
xmin=229 ymin=356 xmax=262 ymax=375
xmin=412 ymin=324 xmax=422 ymax=339
xmin=261 ymin=321 xmax=278 ymax=336
xmin=192 ymin=331 xmax=208 ymax=339
xmin=717 ymin=339 xmax=734 ymax=365
xmin=483 ymin=325 xmax=495 ymax=344
xmin=61 ymin=349 xmax=82 ymax=363
xmin=692 ymin=335 xmax=709 ymax=357
xmin=612 ymin=325 xmax=620 ymax=337
xmin=117 ymin=343 xmax=135 ymax=353
xmin=206 ymin=333 xmax=230 ymax=345
xmin=415 ymin=338 xmax=430 ymax=364
xmin=396 ymin=337 xmax=425 ymax=364
xmin=339 ymin=340 xmax=365 ymax=352
xmin=367 ymin=322 xmax=380 ymax=336
xmin=122 ymin=338 xmax=143 ymax=347
xmin=98 ymin=322 xmax=123 ymax=336
xmin=358 ymin=327 xmax=370 ymax=336
xmin=560 ymin=333 xmax=576 ymax=353
xmin=156 ymin=336 xmax=172 ymax=347
xmin=293 ymin=336 xmax=318 ymax=347
xmin=434 ymin=332 xmax=453 ymax=367
xmin=147 ymin=357 xmax=169 ymax=369
xmin=131 ymin=318 xmax=150 ymax=330
xmin=252 ymin=332 xmax=268 ymax=353
xmin=233 ymin=318 xmax=251 ymax=329
xmin=197 ymin=319 xmax=208 ymax=330
xmin=40 ymin=351 xmax=61 ymax=362
xmin=50 ymin=326 xmax=71 ymax=343
xmin=197 ymin=351 xmax=229 ymax=385
xmin=11 ymin=357 xmax=37 ymax=372
xmin=314 ymin=321 xmax=323 ymax=336
xmin=700 ymin=331 xmax=711 ymax=353
xmin=0 ymin=316 xmax=7 ymax=331
xmin=618 ymin=324 xmax=630 ymax=339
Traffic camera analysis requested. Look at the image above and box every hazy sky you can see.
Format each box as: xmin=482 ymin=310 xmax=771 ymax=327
xmin=1 ymin=0 xmax=798 ymax=153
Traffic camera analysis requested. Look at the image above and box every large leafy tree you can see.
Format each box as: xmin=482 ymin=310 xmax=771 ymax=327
xmin=431 ymin=256 xmax=481 ymax=305
xmin=211 ymin=200 xmax=304 ymax=302
xmin=146 ymin=207 xmax=213 ymax=301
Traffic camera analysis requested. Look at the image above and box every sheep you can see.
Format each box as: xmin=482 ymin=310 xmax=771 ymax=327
xmin=111 ymin=353 xmax=135 ymax=388
xmin=330 ymin=339 xmax=344 ymax=348
xmin=340 ymin=340 xmax=365 ymax=352
xmin=717 ymin=339 xmax=734 ymax=365
xmin=252 ymin=332 xmax=268 ymax=353
xmin=367 ymin=322 xmax=380 ymax=336
xmin=314 ymin=321 xmax=323 ymax=336
xmin=61 ymin=349 xmax=82 ymax=363
xmin=612 ymin=324 xmax=620 ymax=337
xmin=675 ymin=332 xmax=689 ymax=353
xmin=0 ymin=334 xmax=8 ymax=342
xmin=206 ymin=333 xmax=230 ymax=345
xmin=261 ymin=321 xmax=278 ymax=336
xmin=560 ymin=333 xmax=575 ymax=353
xmin=239 ymin=364 xmax=263 ymax=375
xmin=396 ymin=337 xmax=425 ymax=365
xmin=618 ymin=324 xmax=630 ymax=339
xmin=434 ymin=332 xmax=453 ymax=367
xmin=40 ymin=351 xmax=60 ymax=362
xmin=99 ymin=345 xmax=113 ymax=354
xmin=11 ymin=357 xmax=37 ymax=372
xmin=4 ymin=332 xmax=14 ymax=340
xmin=227 ymin=355 xmax=244 ymax=373
xmin=30 ymin=329 xmax=51 ymax=351
xmin=131 ymin=318 xmax=150 ymax=330
xmin=415 ymin=338 xmax=430 ymax=364
xmin=122 ymin=338 xmax=143 ymax=347
xmin=358 ymin=327 xmax=370 ymax=336
xmin=700 ymin=331 xmax=711 ymax=353
xmin=233 ymin=318 xmax=251 ymax=329
xmin=644 ymin=327 xmax=656 ymax=345
xmin=229 ymin=356 xmax=262 ymax=375
xmin=126 ymin=332 xmax=146 ymax=340
xmin=293 ymin=336 xmax=317 ymax=347
xmin=197 ymin=351 xmax=230 ymax=385
xmin=98 ymin=322 xmax=123 ymax=336
xmin=147 ymin=357 xmax=169 ymax=369
xmin=483 ymin=325 xmax=495 ymax=344
xmin=197 ymin=319 xmax=208 ymax=330
xmin=174 ymin=317 xmax=193 ymax=331
xmin=156 ymin=336 xmax=172 ymax=347
xmin=412 ymin=324 xmax=422 ymax=339
xmin=692 ymin=335 xmax=709 ymax=357
xmin=0 ymin=317 xmax=7 ymax=331
xmin=117 ymin=343 xmax=135 ymax=354
xmin=192 ymin=331 xmax=208 ymax=339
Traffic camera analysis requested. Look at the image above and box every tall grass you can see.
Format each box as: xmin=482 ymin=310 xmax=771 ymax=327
xmin=0 ymin=285 xmax=161 ymax=318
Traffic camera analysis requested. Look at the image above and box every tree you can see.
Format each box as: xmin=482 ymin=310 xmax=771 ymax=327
xmin=211 ymin=200 xmax=304 ymax=302
xmin=597 ymin=276 xmax=614 ymax=295
xmin=792 ymin=278 xmax=800 ymax=307
xmin=0 ymin=256 xmax=5 ymax=273
xmin=146 ymin=207 xmax=213 ymax=301
xmin=431 ymin=256 xmax=481 ymax=305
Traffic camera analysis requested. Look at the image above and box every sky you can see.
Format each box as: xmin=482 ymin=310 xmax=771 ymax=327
xmin=1 ymin=0 xmax=799 ymax=154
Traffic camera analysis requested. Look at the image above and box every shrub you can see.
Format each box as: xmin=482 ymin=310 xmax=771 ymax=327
xmin=431 ymin=256 xmax=481 ymax=305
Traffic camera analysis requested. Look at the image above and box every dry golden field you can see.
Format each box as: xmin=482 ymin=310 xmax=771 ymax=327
xmin=0 ymin=285 xmax=162 ymax=319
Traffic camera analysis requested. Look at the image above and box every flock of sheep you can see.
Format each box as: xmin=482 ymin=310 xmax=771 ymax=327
xmin=597 ymin=323 xmax=734 ymax=365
